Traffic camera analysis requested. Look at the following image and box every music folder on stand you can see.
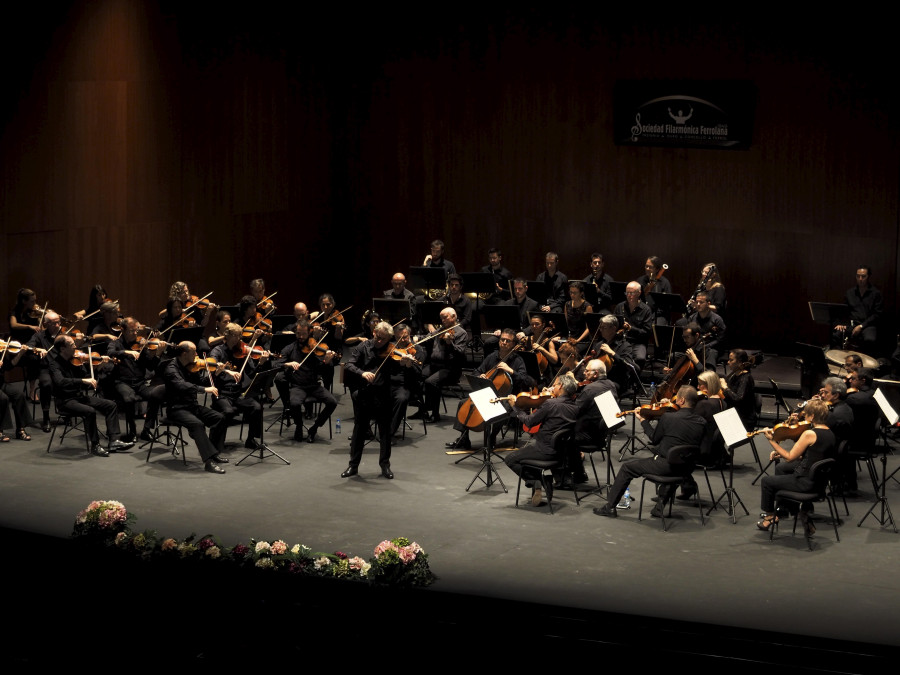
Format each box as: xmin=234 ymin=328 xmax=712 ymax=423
xmin=459 ymin=374 xmax=512 ymax=493
xmin=236 ymin=367 xmax=290 ymax=466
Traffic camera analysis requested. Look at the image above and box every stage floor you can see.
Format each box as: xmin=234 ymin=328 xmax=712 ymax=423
xmin=2 ymin=355 xmax=899 ymax=667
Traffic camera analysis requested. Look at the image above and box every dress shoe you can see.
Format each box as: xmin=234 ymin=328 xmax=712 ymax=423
xmin=593 ymin=504 xmax=618 ymax=518
xmin=531 ymin=486 xmax=543 ymax=507
xmin=445 ymin=438 xmax=471 ymax=450
xmin=121 ymin=433 xmax=136 ymax=444
xmin=109 ymin=439 xmax=134 ymax=452
xmin=212 ymin=453 xmax=230 ymax=464
xmin=572 ymin=471 xmax=589 ymax=484
xmin=204 ymin=460 xmax=226 ymax=474
xmin=381 ymin=466 xmax=394 ymax=479
xmin=675 ymin=487 xmax=699 ymax=501
xmin=341 ymin=465 xmax=358 ymax=478
xmin=139 ymin=429 xmax=155 ymax=442
xmin=306 ymin=427 xmax=318 ymax=443
xmin=650 ymin=504 xmax=665 ymax=518
xmin=426 ymin=413 xmax=441 ymax=423
xmin=90 ymin=444 xmax=109 ymax=457
xmin=41 ymin=421 xmax=51 ymax=433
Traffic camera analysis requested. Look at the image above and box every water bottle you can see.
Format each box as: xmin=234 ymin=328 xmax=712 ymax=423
xmin=648 ymin=382 xmax=656 ymax=400
xmin=618 ymin=487 xmax=632 ymax=510
xmin=335 ymin=419 xmax=341 ymax=434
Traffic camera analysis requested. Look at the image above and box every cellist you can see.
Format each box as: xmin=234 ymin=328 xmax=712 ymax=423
xmin=445 ymin=328 xmax=528 ymax=450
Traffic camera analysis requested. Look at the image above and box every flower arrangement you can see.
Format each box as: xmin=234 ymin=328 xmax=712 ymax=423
xmin=73 ymin=501 xmax=435 ymax=587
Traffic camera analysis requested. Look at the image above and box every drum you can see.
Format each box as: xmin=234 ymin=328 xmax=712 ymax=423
xmin=824 ymin=349 xmax=878 ymax=375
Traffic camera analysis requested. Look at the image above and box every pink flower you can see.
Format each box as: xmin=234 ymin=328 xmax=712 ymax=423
xmin=270 ymin=540 xmax=287 ymax=555
xmin=161 ymin=538 xmax=177 ymax=551
xmin=374 ymin=540 xmax=399 ymax=557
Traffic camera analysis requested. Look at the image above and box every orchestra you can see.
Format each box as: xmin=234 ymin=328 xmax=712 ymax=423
xmin=0 ymin=253 xmax=892 ymax=505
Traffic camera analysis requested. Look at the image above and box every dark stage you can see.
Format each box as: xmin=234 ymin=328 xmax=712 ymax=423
xmin=1 ymin=355 xmax=899 ymax=669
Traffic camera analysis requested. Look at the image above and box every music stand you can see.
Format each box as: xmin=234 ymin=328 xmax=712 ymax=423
xmin=270 ymin=314 xmax=296 ymax=333
xmin=649 ymin=291 xmax=686 ymax=323
xmin=857 ymin=388 xmax=899 ymax=531
xmin=525 ymin=280 xmax=551 ymax=309
xmin=590 ymin=391 xmax=626 ymax=499
xmin=808 ymin=301 xmax=850 ymax=326
xmin=459 ymin=374 xmax=511 ymax=493
xmin=608 ymin=281 xmax=628 ymax=307
xmin=796 ymin=342 xmax=829 ymax=399
xmin=479 ymin=304 xmax=520 ymax=336
xmin=706 ymin=407 xmax=751 ymax=523
xmin=531 ymin=311 xmax=567 ymax=339
xmin=236 ymin=367 xmax=289 ymax=466
xmin=418 ymin=301 xmax=446 ymax=330
xmin=408 ymin=266 xmax=447 ymax=299
xmin=616 ymin=368 xmax=650 ymax=460
xmin=170 ymin=326 xmax=204 ymax=346
xmin=373 ymin=298 xmax=411 ymax=327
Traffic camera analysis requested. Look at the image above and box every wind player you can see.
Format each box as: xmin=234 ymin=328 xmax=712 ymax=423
xmin=422 ymin=239 xmax=457 ymax=277
xmin=536 ymin=252 xmax=568 ymax=312
xmin=445 ymin=328 xmax=528 ymax=450
xmin=484 ymin=278 xmax=539 ymax=357
xmin=106 ymin=317 xmax=163 ymax=442
xmin=615 ymin=281 xmax=653 ymax=370
xmin=414 ymin=307 xmax=467 ymax=423
xmin=562 ymin=281 xmax=593 ymax=356
xmin=209 ymin=323 xmax=272 ymax=453
xmin=582 ymin=252 xmax=614 ymax=312
xmin=162 ymin=342 xmax=229 ymax=474
xmin=636 ymin=255 xmax=673 ymax=312
xmin=48 ymin=334 xmax=133 ymax=457
xmin=342 ymin=321 xmax=396 ymax=479
xmin=275 ymin=320 xmax=338 ymax=443
xmin=680 ymin=291 xmax=726 ymax=366
xmin=481 ymin=248 xmax=514 ymax=304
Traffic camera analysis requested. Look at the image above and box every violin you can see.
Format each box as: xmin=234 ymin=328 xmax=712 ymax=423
xmin=131 ymin=337 xmax=174 ymax=352
xmin=616 ymin=401 xmax=680 ymax=420
xmin=747 ymin=420 xmax=811 ymax=442
xmin=185 ymin=293 xmax=216 ymax=312
xmin=256 ymin=292 xmax=277 ymax=313
xmin=70 ymin=351 xmax=119 ymax=367
xmin=301 ymin=337 xmax=330 ymax=358
xmin=232 ymin=342 xmax=280 ymax=360
xmin=189 ymin=356 xmax=227 ymax=373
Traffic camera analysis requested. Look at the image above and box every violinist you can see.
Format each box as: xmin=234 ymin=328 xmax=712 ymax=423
xmin=680 ymin=292 xmax=726 ymax=364
xmin=342 ymin=321 xmax=396 ymax=479
xmin=808 ymin=377 xmax=855 ymax=492
xmin=502 ymin=372 xmax=579 ymax=507
xmin=563 ymin=281 xmax=593 ymax=355
xmin=446 ymin=329 xmax=527 ymax=451
xmin=169 ymin=281 xmax=216 ymax=328
xmin=596 ymin=314 xmax=635 ymax=393
xmin=310 ymin=293 xmax=344 ymax=391
xmin=536 ymin=252 xmax=568 ymax=313
xmin=582 ymin=252 xmax=614 ymax=312
xmin=0 ymin=341 xmax=30 ymax=442
xmin=89 ymin=301 xmax=123 ymax=345
xmin=47 ymin=334 xmax=132 ymax=457
xmin=250 ymin=278 xmax=276 ymax=314
xmin=720 ymin=349 xmax=755 ymax=427
xmin=209 ymin=324 xmax=271 ymax=453
xmin=275 ymin=320 xmax=338 ymax=443
xmin=614 ymin=281 xmax=652 ymax=370
xmin=8 ymin=288 xmax=40 ymax=343
xmin=845 ymin=367 xmax=879 ymax=470
xmin=571 ymin=359 xmax=619 ymax=480
xmin=13 ymin=310 xmax=64 ymax=431
xmin=693 ymin=371 xmax=728 ymax=470
xmin=415 ymin=307 xmax=467 ymax=423
xmin=480 ymin=247 xmax=514 ymax=304
xmin=280 ymin=303 xmax=310 ymax=334
xmin=594 ymin=386 xmax=706 ymax=519
xmin=156 ymin=297 xmax=186 ymax=333
xmin=758 ymin=400 xmax=836 ymax=533
xmin=200 ymin=309 xmax=232 ymax=353
xmin=162 ymin=341 xmax=228 ymax=474
xmin=388 ymin=323 xmax=424 ymax=437
xmin=81 ymin=284 xmax=108 ymax=334
xmin=106 ymin=317 xmax=163 ymax=442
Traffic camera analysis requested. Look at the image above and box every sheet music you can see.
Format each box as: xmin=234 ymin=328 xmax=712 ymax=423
xmin=714 ymin=407 xmax=749 ymax=448
xmin=596 ymin=391 xmax=625 ymax=430
xmin=873 ymin=388 xmax=900 ymax=425
xmin=470 ymin=387 xmax=508 ymax=423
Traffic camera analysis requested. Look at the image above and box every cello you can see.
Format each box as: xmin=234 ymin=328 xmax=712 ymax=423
xmin=455 ymin=344 xmax=521 ymax=432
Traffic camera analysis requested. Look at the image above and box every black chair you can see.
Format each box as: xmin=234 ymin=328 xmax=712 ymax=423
xmin=514 ymin=429 xmax=572 ymax=514
xmin=769 ymin=458 xmax=841 ymax=550
xmin=46 ymin=400 xmax=92 ymax=454
xmin=637 ymin=445 xmax=707 ymax=531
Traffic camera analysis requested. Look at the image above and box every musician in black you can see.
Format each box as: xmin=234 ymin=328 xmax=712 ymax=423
xmin=106 ymin=317 xmax=163 ymax=442
xmin=582 ymin=252 xmax=614 ymax=312
xmin=481 ymin=247 xmax=514 ymax=304
xmin=209 ymin=324 xmax=272 ymax=452
xmin=162 ymin=341 xmax=228 ymax=474
xmin=48 ymin=334 xmax=131 ymax=457
xmin=342 ymin=321 xmax=395 ymax=479
xmin=834 ymin=266 xmax=883 ymax=354
xmin=446 ymin=329 xmax=528 ymax=450
xmin=615 ymin=281 xmax=653 ymax=370
xmin=536 ymin=252 xmax=568 ymax=312
xmin=681 ymin=291 xmax=726 ymax=365
xmin=276 ymin=320 xmax=338 ymax=443
xmin=13 ymin=309 xmax=64 ymax=432
xmin=416 ymin=307 xmax=468 ymax=423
